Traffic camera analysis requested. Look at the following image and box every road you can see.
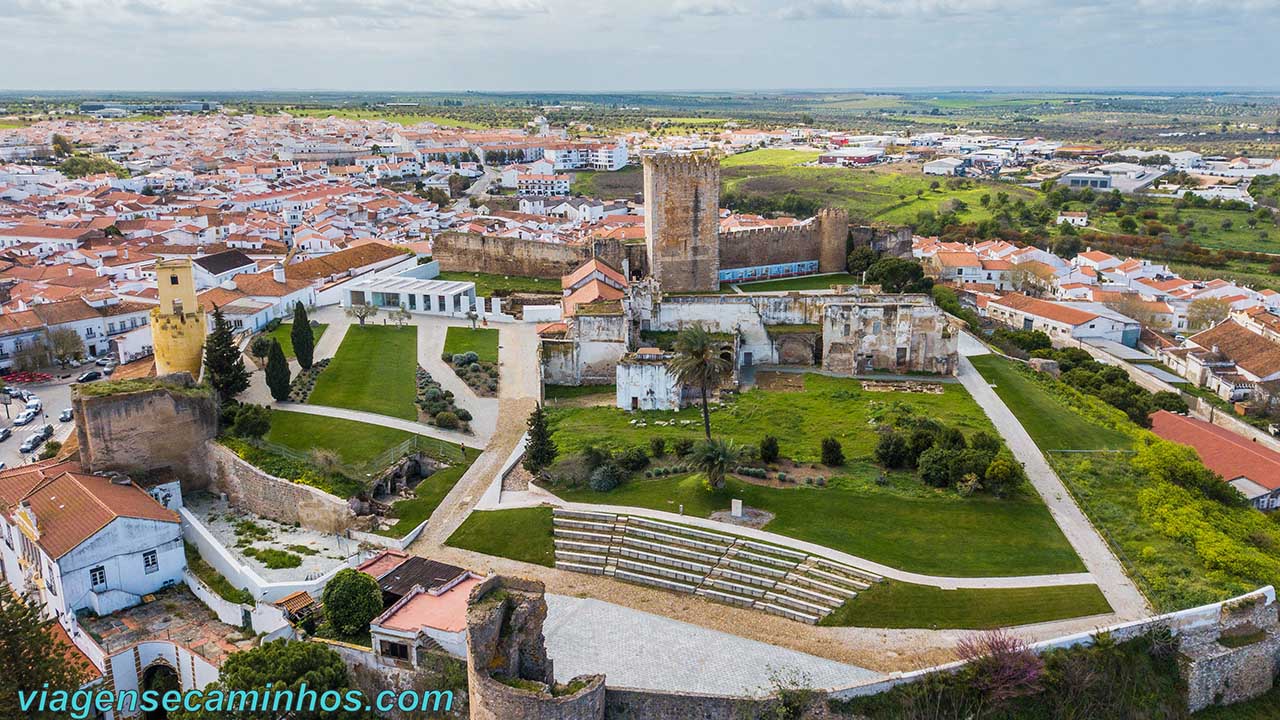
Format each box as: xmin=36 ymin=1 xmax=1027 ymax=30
xmin=453 ymin=167 xmax=500 ymax=211
xmin=0 ymin=374 xmax=78 ymax=469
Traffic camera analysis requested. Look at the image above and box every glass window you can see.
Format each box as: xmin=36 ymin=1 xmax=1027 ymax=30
xmin=144 ymin=550 xmax=159 ymax=574
xmin=90 ymin=566 xmax=106 ymax=588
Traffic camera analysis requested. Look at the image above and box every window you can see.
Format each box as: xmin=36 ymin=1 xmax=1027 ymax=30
xmin=89 ymin=566 xmax=106 ymax=588
xmin=46 ymin=562 xmax=57 ymax=595
xmin=170 ymin=274 xmax=179 ymax=285
xmin=143 ymin=550 xmax=159 ymax=574
xmin=381 ymin=641 xmax=410 ymax=660
xmin=108 ymin=322 xmax=116 ymax=333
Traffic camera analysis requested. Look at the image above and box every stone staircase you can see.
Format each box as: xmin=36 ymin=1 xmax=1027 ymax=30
xmin=552 ymin=508 xmax=881 ymax=624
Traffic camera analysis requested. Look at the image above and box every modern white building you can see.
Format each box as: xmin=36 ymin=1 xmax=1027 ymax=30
xmin=342 ymin=258 xmax=484 ymax=317
xmin=923 ymin=157 xmax=966 ymax=176
xmin=517 ymin=173 xmax=571 ymax=197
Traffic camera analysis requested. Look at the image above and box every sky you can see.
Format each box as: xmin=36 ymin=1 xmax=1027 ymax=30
xmin=2 ymin=0 xmax=1279 ymax=92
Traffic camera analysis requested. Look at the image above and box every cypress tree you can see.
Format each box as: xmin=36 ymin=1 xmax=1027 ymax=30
xmin=0 ymin=582 xmax=92 ymax=720
xmin=204 ymin=306 xmax=250 ymax=403
xmin=523 ymin=403 xmax=557 ymax=473
xmin=265 ymin=339 xmax=291 ymax=401
xmin=291 ymin=302 xmax=315 ymax=370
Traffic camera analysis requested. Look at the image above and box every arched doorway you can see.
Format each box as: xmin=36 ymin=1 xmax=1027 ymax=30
xmin=141 ymin=663 xmax=180 ymax=720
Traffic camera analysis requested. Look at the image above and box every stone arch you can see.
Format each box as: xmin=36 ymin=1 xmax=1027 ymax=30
xmin=141 ymin=659 xmax=181 ymax=720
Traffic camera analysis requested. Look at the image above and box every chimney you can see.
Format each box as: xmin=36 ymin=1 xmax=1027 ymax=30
xmin=273 ymin=262 xmax=286 ymax=283
xmin=123 ymin=249 xmax=129 ymax=259
xmin=67 ymin=267 xmax=73 ymax=276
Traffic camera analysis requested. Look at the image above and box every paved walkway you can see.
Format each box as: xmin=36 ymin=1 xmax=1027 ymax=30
xmin=500 ymin=488 xmax=1096 ymax=590
xmin=955 ymin=335 xmax=1150 ymax=619
xmin=543 ymin=594 xmax=883 ymax=696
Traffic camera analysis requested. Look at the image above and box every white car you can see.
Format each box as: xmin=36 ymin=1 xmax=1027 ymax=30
xmin=24 ymin=398 xmax=41 ymax=412
xmin=12 ymin=409 xmax=37 ymax=426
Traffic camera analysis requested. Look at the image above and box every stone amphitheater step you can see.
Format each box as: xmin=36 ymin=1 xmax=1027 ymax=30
xmin=719 ymin=554 xmax=791 ymax=579
xmin=554 ymin=550 xmax=608 ymax=566
xmin=624 ymin=516 xmax=736 ymax=546
xmin=808 ymin=564 xmax=879 ymax=590
xmin=553 ymin=538 xmax=612 ymax=555
xmin=556 ymin=560 xmax=607 ymax=575
xmin=620 ymin=536 xmax=723 ymax=565
xmin=713 ymin=565 xmax=782 ymax=589
xmin=554 ymin=517 xmax=616 ymax=533
xmin=739 ymin=539 xmax=809 ymax=563
xmin=552 ymin=527 xmax=614 ymax=544
xmin=810 ymin=557 xmax=883 ymax=584
xmin=763 ymin=591 xmax=831 ymax=616
xmin=553 ymin=509 xmax=618 ymax=523
xmin=754 ymin=600 xmax=819 ymax=625
xmin=617 ymin=546 xmax=715 ymax=574
xmin=785 ymin=572 xmax=865 ymax=598
xmin=696 ymin=587 xmax=756 ymax=608
xmin=624 ymin=525 xmax=730 ymax=555
xmin=702 ymin=576 xmax=768 ymax=599
xmin=614 ymin=568 xmax=698 ymax=594
xmin=731 ymin=547 xmax=803 ymax=570
xmin=773 ymin=581 xmax=845 ymax=608
xmin=615 ymin=558 xmax=705 ymax=586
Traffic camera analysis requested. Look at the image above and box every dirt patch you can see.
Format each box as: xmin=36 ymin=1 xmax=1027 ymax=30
xmin=754 ymin=371 xmax=806 ymax=392
xmin=709 ymin=506 xmax=775 ymax=529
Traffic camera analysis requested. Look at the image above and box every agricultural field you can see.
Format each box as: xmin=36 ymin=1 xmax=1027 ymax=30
xmin=1081 ymin=200 xmax=1279 ymax=255
xmin=570 ymin=165 xmax=643 ymax=197
xmin=436 ymin=271 xmax=560 ymax=297
xmin=279 ymin=107 xmax=487 ymax=129
xmin=308 ymin=325 xmax=418 ymax=420
xmin=268 ymin=323 xmax=327 ymax=359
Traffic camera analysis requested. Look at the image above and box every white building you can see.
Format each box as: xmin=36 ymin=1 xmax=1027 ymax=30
xmin=923 ymin=157 xmax=965 ymax=176
xmin=616 ymin=348 xmax=683 ymax=411
xmin=1056 ymin=211 xmax=1089 ymax=227
xmin=517 ymin=173 xmax=571 ymax=197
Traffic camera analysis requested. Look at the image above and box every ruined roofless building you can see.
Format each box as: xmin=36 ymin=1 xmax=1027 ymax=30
xmin=643 ymin=153 xmax=722 ymax=293
xmin=642 ymin=153 xmax=850 ymax=293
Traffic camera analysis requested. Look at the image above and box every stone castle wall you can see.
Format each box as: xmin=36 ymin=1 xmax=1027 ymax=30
xmin=431 ymin=232 xmax=633 ymax=280
xmin=73 ymin=379 xmax=218 ymax=490
xmin=644 ymin=154 xmax=721 ymax=293
xmin=205 ymin=442 xmax=358 ymax=534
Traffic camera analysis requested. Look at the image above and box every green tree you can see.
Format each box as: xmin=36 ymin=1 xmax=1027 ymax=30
xmin=290 ymin=302 xmax=316 ymax=370
xmin=669 ymin=324 xmax=734 ymax=440
xmin=690 ymin=438 xmax=745 ymax=490
xmin=865 ymin=257 xmax=932 ymax=293
xmin=522 ymin=403 xmax=557 ymax=473
xmin=171 ymin=640 xmax=375 ymax=720
xmin=983 ymin=454 xmax=1027 ymax=498
xmin=759 ymin=435 xmax=780 ymax=464
xmin=264 ymin=339 xmax=291 ymax=401
xmin=0 ymin=582 xmax=92 ymax=720
xmin=248 ymin=335 xmax=273 ymax=364
xmin=1187 ymin=297 xmax=1231 ymax=331
xmin=230 ymin=404 xmax=272 ymax=439
xmin=204 ymin=306 xmax=250 ymax=403
xmin=322 ymin=568 xmax=384 ymax=639
xmin=821 ymin=437 xmax=845 ymax=466
xmin=50 ymin=133 xmax=73 ymax=158
xmin=846 ymin=246 xmax=879 ymax=275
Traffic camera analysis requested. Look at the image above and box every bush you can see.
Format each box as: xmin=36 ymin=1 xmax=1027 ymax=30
xmin=321 ymin=568 xmax=384 ymax=639
xmin=673 ymin=438 xmax=694 ymax=457
xmin=918 ymin=445 xmax=957 ymax=487
xmin=874 ymin=430 xmax=910 ymax=469
xmin=433 ymin=411 xmax=461 ymax=429
xmin=759 ymin=435 xmax=780 ymax=463
xmin=649 ymin=437 xmax=666 ymax=458
xmin=588 ymin=463 xmax=624 ymax=493
xmin=229 ymin=403 xmax=272 ymax=439
xmin=1150 ymin=391 xmax=1188 ymax=414
xmin=984 ymin=453 xmax=1028 ymax=498
xmin=452 ymin=351 xmax=479 ymax=366
xmin=821 ymin=437 xmax=844 ymax=466
xmin=456 ymin=408 xmax=473 ymax=422
xmin=616 ymin=446 xmax=650 ymax=472
xmin=969 ymin=431 xmax=1002 ymax=456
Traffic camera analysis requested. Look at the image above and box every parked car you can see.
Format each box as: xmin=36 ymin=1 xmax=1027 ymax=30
xmin=24 ymin=398 xmax=41 ymax=412
xmin=0 ymin=427 xmax=11 ymax=441
xmin=37 ymin=424 xmax=53 ymax=440
xmin=13 ymin=409 xmax=36 ymax=426
xmin=77 ymin=371 xmax=102 ymax=383
xmin=103 ymin=364 xmax=117 ymax=376
xmin=20 ymin=433 xmax=43 ymax=453
xmin=95 ymin=356 xmax=115 ymax=367
xmin=3 ymin=387 xmax=21 ymax=397
xmin=59 ymin=408 xmax=74 ymax=422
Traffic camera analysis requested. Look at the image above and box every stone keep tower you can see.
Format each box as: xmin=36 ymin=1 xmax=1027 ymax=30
xmin=643 ymin=153 xmax=721 ymax=293
xmin=817 ymin=207 xmax=851 ymax=273
xmin=150 ymin=258 xmax=206 ymax=378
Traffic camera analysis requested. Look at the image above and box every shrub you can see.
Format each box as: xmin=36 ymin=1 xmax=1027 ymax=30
xmin=433 ymin=411 xmax=461 ymax=429
xmin=984 ymin=453 xmax=1028 ymax=498
xmin=673 ymin=437 xmax=694 ymax=457
xmin=616 ymin=446 xmax=650 ymax=472
xmin=588 ymin=463 xmax=624 ymax=493
xmin=918 ymin=445 xmax=957 ymax=487
xmin=649 ymin=437 xmax=666 ymax=458
xmin=969 ymin=431 xmax=1002 ymax=456
xmin=759 ymin=435 xmax=780 ymax=463
xmin=875 ymin=430 xmax=911 ymax=469
xmin=456 ymin=408 xmax=473 ymax=422
xmin=1150 ymin=391 xmax=1188 ymax=414
xmin=821 ymin=437 xmax=844 ymax=466
xmin=322 ymin=568 xmax=384 ymax=639
xmin=229 ymin=403 xmax=272 ymax=439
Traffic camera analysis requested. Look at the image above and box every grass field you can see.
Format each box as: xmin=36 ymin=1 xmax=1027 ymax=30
xmin=1086 ymin=200 xmax=1279 ymax=254
xmin=720 ymin=148 xmax=821 ymax=168
xmin=445 ymin=507 xmax=555 ymax=567
xmin=443 ymin=327 xmax=499 ymax=364
xmin=376 ymin=454 xmax=477 ymax=538
xmin=268 ymin=323 xmax=327 ymax=359
xmin=308 ymin=325 xmax=418 ymax=420
xmin=734 ymin=273 xmax=861 ymax=291
xmin=265 ymin=410 xmax=466 ymax=468
xmin=968 ymin=354 xmax=1132 ymax=451
xmin=571 ymin=165 xmax=643 ymax=197
xmin=548 ymin=373 xmax=996 ymax=462
xmin=436 ymin=271 xmax=560 ymax=296
xmin=821 ymin=582 xmax=1112 ymax=629
xmin=554 ymin=472 xmax=1081 ymax=577
xmin=285 ymin=107 xmax=487 ymax=129
xmin=544 ymin=383 xmax=616 ymax=400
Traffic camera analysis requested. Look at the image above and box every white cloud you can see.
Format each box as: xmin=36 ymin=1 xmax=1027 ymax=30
xmin=668 ymin=0 xmax=748 ymax=17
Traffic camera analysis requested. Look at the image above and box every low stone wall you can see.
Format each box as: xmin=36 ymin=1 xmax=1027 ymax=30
xmin=604 ymin=688 xmax=775 ymax=720
xmin=205 ymin=441 xmax=358 ymax=534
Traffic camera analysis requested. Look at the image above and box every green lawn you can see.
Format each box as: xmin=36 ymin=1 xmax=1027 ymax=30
xmin=734 ymin=273 xmax=861 ymax=292
xmin=265 ymin=410 xmax=466 ymax=468
xmin=821 ymin=582 xmax=1112 ymax=629
xmin=443 ymin=327 xmax=499 ymax=364
xmin=721 ymin=148 xmax=821 ymax=168
xmin=555 ymin=473 xmax=1083 ymax=577
xmin=375 ymin=454 xmax=477 ymax=538
xmin=548 ymin=373 xmax=996 ymax=462
xmin=307 ymin=325 xmax=418 ymax=420
xmin=445 ymin=507 xmax=555 ymax=567
xmin=544 ymin=383 xmax=616 ymax=400
xmin=968 ymin=354 xmax=1132 ymax=451
xmin=436 ymin=271 xmax=560 ymax=296
xmin=268 ymin=323 xmax=327 ymax=359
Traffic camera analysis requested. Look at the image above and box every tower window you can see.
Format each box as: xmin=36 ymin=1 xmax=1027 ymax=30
xmin=170 ymin=275 xmax=179 ymax=285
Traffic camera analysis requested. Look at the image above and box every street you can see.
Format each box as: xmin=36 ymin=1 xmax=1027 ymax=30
xmin=0 ymin=374 xmax=78 ymax=469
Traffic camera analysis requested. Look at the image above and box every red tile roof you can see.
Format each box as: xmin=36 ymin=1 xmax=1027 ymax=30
xmin=1150 ymin=410 xmax=1280 ymax=491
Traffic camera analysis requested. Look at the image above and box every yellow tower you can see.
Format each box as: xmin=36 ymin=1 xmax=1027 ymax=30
xmin=150 ymin=258 xmax=206 ymax=378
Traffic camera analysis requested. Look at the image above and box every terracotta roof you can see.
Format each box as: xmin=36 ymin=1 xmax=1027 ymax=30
xmin=562 ymin=257 xmax=627 ymax=291
xmin=286 ymin=242 xmax=406 ymax=282
xmin=1187 ymin=320 xmax=1280 ymax=379
xmin=563 ymin=279 xmax=624 ymax=317
xmin=990 ymin=293 xmax=1099 ymax=327
xmin=357 ymin=549 xmax=409 ymax=579
xmin=1151 ymin=410 xmax=1280 ymax=492
xmin=12 ymin=469 xmax=179 ymax=559
xmin=935 ymin=251 xmax=982 ymax=268
xmin=229 ymin=271 xmax=311 ymax=297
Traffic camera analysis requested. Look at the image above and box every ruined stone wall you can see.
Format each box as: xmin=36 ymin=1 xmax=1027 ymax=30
xmin=1183 ymin=593 xmax=1280 ymax=713
xmin=73 ymin=380 xmax=217 ymax=491
xmin=850 ymin=225 xmax=913 ymax=259
xmin=205 ymin=442 xmax=358 ymax=534
xmin=822 ymin=301 xmax=957 ymax=375
xmin=432 ymin=232 xmax=628 ymax=279
xmin=643 ymin=154 xmax=720 ymax=293
xmin=466 ymin=577 xmax=606 ymax=720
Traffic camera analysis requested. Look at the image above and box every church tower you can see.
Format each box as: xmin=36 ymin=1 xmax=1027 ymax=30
xmin=150 ymin=258 xmax=206 ymax=378
xmin=643 ymin=153 xmax=721 ymax=293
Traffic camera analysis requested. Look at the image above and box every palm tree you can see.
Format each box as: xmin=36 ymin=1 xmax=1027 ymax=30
xmin=690 ymin=439 xmax=744 ymax=490
xmin=669 ymin=324 xmax=734 ymax=440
